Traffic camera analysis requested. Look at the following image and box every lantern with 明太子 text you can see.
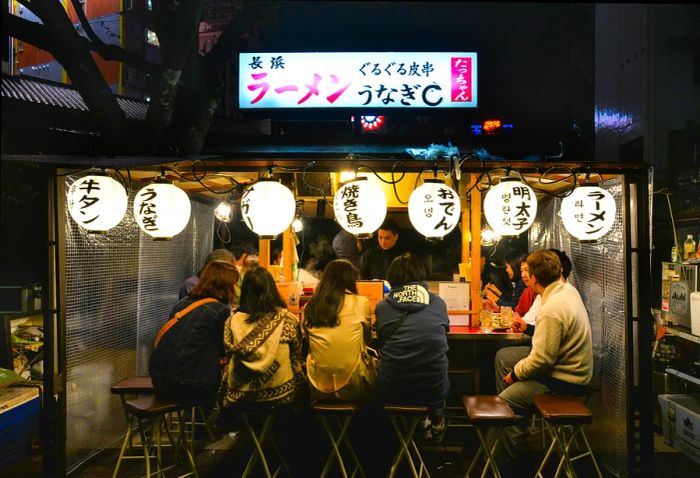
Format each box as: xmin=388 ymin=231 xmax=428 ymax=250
xmin=408 ymin=179 xmax=461 ymax=240
xmin=133 ymin=182 xmax=191 ymax=240
xmin=333 ymin=176 xmax=387 ymax=238
xmin=483 ymin=177 xmax=538 ymax=236
xmin=240 ymin=178 xmax=296 ymax=239
xmin=66 ymin=175 xmax=128 ymax=233
xmin=560 ymin=185 xmax=616 ymax=242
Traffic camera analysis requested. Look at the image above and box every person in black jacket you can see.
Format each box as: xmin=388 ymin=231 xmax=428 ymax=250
xmin=150 ymin=260 xmax=239 ymax=411
xmin=359 ymin=218 xmax=404 ymax=281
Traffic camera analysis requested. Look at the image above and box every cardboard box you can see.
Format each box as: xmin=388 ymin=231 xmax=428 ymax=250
xmin=658 ymin=394 xmax=700 ymax=464
xmin=356 ymin=280 xmax=385 ymax=322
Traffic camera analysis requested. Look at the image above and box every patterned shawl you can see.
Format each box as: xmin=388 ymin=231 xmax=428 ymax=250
xmin=221 ymin=308 xmax=305 ymax=406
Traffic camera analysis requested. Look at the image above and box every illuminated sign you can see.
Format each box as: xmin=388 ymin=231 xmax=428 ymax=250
xmin=239 ymin=52 xmax=478 ymax=109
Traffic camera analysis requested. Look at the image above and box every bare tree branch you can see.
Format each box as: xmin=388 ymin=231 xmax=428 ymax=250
xmin=3 ymin=12 xmax=53 ymax=52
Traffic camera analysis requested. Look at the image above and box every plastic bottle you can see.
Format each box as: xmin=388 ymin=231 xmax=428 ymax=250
xmin=684 ymin=234 xmax=696 ymax=260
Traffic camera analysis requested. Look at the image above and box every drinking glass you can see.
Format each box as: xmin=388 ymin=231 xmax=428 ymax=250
xmin=480 ymin=309 xmax=493 ymax=333
xmin=500 ymin=306 xmax=513 ymax=329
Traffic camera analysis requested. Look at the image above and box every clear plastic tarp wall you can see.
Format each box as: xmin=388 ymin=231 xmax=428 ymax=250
xmin=529 ymin=177 xmax=627 ymax=477
xmin=63 ymin=175 xmax=213 ymax=473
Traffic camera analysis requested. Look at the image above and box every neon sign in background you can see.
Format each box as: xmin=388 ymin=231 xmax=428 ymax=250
xmin=239 ymin=52 xmax=478 ymax=109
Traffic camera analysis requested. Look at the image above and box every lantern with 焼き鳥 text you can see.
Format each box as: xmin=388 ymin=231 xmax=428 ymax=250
xmin=408 ymin=179 xmax=461 ymax=240
xmin=66 ymin=175 xmax=127 ymax=233
xmin=133 ymin=182 xmax=191 ymax=240
xmin=560 ymin=185 xmax=616 ymax=242
xmin=333 ymin=176 xmax=387 ymax=238
xmin=483 ymin=177 xmax=538 ymax=236
xmin=240 ymin=178 xmax=296 ymax=239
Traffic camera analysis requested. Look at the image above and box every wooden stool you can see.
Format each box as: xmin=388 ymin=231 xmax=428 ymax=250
xmin=384 ymin=404 xmax=431 ymax=478
xmin=533 ymin=395 xmax=603 ymax=478
xmin=462 ymin=395 xmax=518 ymax=478
xmin=113 ymin=396 xmax=198 ymax=478
xmin=312 ymin=402 xmax=366 ymax=478
xmin=238 ymin=404 xmax=292 ymax=478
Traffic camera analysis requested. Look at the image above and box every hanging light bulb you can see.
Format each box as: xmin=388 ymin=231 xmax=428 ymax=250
xmin=408 ymin=179 xmax=461 ymax=240
xmin=133 ymin=180 xmax=191 ymax=240
xmin=66 ymin=174 xmax=128 ymax=233
xmin=214 ymin=200 xmax=233 ymax=223
xmin=480 ymin=228 xmax=501 ymax=246
xmin=333 ymin=176 xmax=387 ymax=238
xmin=560 ymin=184 xmax=616 ymax=242
xmin=483 ymin=176 xmax=538 ymax=236
xmin=292 ymin=217 xmax=304 ymax=232
xmin=240 ymin=178 xmax=296 ymax=239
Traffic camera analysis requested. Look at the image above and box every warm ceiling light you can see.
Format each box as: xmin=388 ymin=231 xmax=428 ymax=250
xmin=408 ymin=179 xmax=461 ymax=240
xmin=560 ymin=184 xmax=616 ymax=242
xmin=133 ymin=181 xmax=191 ymax=240
xmin=66 ymin=175 xmax=127 ymax=233
xmin=214 ymin=201 xmax=233 ymax=223
xmin=292 ymin=217 xmax=304 ymax=232
xmin=240 ymin=178 xmax=296 ymax=239
xmin=333 ymin=176 xmax=387 ymax=238
xmin=483 ymin=177 xmax=538 ymax=236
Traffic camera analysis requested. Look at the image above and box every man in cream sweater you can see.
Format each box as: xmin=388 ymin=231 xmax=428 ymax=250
xmin=497 ymin=249 xmax=593 ymax=470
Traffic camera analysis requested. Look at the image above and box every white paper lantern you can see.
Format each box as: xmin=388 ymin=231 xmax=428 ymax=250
xmin=408 ymin=179 xmax=461 ymax=239
xmin=66 ymin=175 xmax=127 ymax=232
xmin=483 ymin=177 xmax=538 ymax=236
xmin=133 ymin=182 xmax=191 ymax=240
xmin=240 ymin=178 xmax=296 ymax=239
xmin=333 ymin=176 xmax=387 ymax=238
xmin=560 ymin=185 xmax=616 ymax=241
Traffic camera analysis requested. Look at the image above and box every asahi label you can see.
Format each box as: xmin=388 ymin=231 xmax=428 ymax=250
xmin=670 ymin=282 xmax=689 ymax=315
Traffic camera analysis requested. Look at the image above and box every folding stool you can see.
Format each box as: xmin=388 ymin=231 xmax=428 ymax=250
xmin=533 ymin=394 xmax=603 ymax=478
xmin=384 ymin=404 xmax=431 ymax=478
xmin=113 ymin=395 xmax=198 ymax=478
xmin=312 ymin=402 xmax=366 ymax=478
xmin=462 ymin=395 xmax=518 ymax=478
xmin=238 ymin=404 xmax=293 ymax=478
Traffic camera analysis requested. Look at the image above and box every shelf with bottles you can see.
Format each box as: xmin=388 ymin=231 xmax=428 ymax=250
xmin=665 ymin=324 xmax=700 ymax=344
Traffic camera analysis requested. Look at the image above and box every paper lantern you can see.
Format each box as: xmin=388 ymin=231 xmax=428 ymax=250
xmin=240 ymin=178 xmax=296 ymax=239
xmin=560 ymin=185 xmax=616 ymax=241
xmin=133 ymin=182 xmax=191 ymax=240
xmin=483 ymin=177 xmax=538 ymax=236
xmin=408 ymin=179 xmax=461 ymax=239
xmin=66 ymin=175 xmax=127 ymax=232
xmin=333 ymin=176 xmax=387 ymax=238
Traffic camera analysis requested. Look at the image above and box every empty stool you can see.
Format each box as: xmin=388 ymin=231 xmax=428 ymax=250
xmin=384 ymin=404 xmax=431 ymax=478
xmin=113 ymin=395 xmax=198 ymax=478
xmin=462 ymin=395 xmax=518 ymax=478
xmin=312 ymin=402 xmax=365 ymax=478
xmin=111 ymin=377 xmax=155 ymax=452
xmin=238 ymin=404 xmax=292 ymax=478
xmin=533 ymin=394 xmax=603 ymax=478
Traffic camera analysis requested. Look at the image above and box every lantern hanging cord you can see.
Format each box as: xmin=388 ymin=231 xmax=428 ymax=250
xmin=301 ymin=161 xmax=330 ymax=204
xmin=163 ymin=160 xmax=241 ymax=195
xmin=216 ymin=221 xmax=232 ymax=244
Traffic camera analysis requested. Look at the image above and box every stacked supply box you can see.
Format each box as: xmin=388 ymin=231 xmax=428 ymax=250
xmin=0 ymin=385 xmax=41 ymax=468
xmin=658 ymin=394 xmax=700 ymax=464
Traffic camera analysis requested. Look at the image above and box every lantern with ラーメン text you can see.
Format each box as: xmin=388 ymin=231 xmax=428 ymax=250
xmin=66 ymin=175 xmax=127 ymax=233
xmin=408 ymin=179 xmax=461 ymax=240
xmin=483 ymin=177 xmax=538 ymax=236
xmin=333 ymin=176 xmax=387 ymax=238
xmin=133 ymin=182 xmax=191 ymax=240
xmin=560 ymin=185 xmax=616 ymax=242
xmin=240 ymin=178 xmax=296 ymax=239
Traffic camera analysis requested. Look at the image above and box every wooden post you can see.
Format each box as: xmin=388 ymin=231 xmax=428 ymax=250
xmin=259 ymin=238 xmax=270 ymax=269
xmin=282 ymin=227 xmax=294 ymax=282
xmin=469 ymin=174 xmax=482 ymax=319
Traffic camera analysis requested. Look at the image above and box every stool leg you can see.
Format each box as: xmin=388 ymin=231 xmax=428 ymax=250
xmin=475 ymin=427 xmax=501 ymax=478
xmin=135 ymin=417 xmax=152 ymax=478
xmin=319 ymin=416 xmax=351 ymax=478
xmin=552 ymin=425 xmax=577 ymax=478
xmin=577 ymin=427 xmax=603 ymax=478
xmin=388 ymin=416 xmax=428 ymax=478
xmin=535 ymin=422 xmax=560 ymax=478
xmin=242 ymin=414 xmax=276 ymax=478
xmin=197 ymin=405 xmax=216 ymax=441
xmin=112 ymin=414 xmax=134 ymax=478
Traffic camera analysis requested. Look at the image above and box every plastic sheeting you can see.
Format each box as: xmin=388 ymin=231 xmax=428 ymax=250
xmin=63 ymin=175 xmax=213 ymax=473
xmin=529 ymin=178 xmax=627 ymax=477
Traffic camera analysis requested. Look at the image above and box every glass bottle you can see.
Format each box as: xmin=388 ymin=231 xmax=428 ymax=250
xmin=684 ymin=234 xmax=696 ymax=260
xmin=671 ymin=245 xmax=680 ymax=263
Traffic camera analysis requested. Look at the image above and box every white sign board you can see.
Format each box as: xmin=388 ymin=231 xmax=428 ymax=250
xmin=239 ymin=52 xmax=477 ymax=109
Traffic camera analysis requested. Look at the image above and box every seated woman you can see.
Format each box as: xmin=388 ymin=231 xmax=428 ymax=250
xmin=302 ymin=259 xmax=378 ymax=403
xmin=375 ymin=253 xmax=450 ymax=441
xmin=150 ymin=260 xmax=239 ymax=412
xmin=220 ymin=267 xmax=306 ymax=408
xmin=484 ymin=250 xmax=528 ymax=312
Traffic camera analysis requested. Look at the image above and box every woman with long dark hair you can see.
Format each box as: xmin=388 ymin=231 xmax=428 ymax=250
xmin=150 ymin=260 xmax=239 ymax=411
xmin=302 ymin=259 xmax=377 ymax=403
xmin=484 ymin=250 xmax=528 ymax=311
xmin=220 ymin=267 xmax=306 ymax=407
